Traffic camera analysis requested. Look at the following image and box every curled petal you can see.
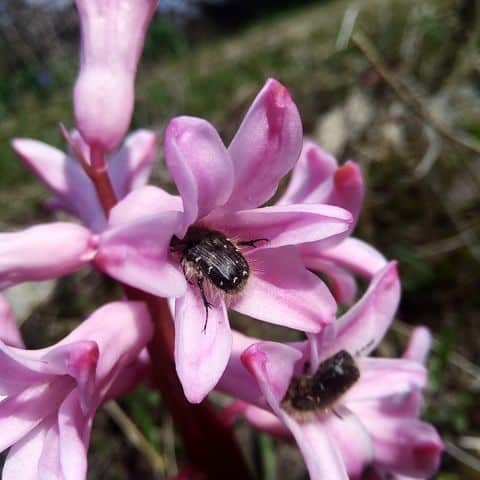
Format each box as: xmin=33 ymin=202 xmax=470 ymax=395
xmin=174 ymin=288 xmax=232 ymax=403
xmin=108 ymin=129 xmax=158 ymax=198
xmin=96 ymin=212 xmax=187 ymax=297
xmin=40 ymin=341 xmax=98 ymax=413
xmin=108 ymin=185 xmax=183 ymax=228
xmin=164 ymin=117 xmax=234 ymax=234
xmin=209 ymin=203 xmax=352 ymax=250
xmin=308 ymin=237 xmax=388 ymax=278
xmin=226 ymin=78 xmax=303 ymax=210
xmin=0 ymin=223 xmax=97 ymax=290
xmin=0 ymin=294 xmax=24 ymax=347
xmin=403 ymin=326 xmax=432 ymax=364
xmin=278 ymin=139 xmax=338 ymax=205
xmin=74 ymin=0 xmax=157 ymax=150
xmin=233 ymin=247 xmax=336 ymax=332
xmin=241 ymin=342 xmax=303 ymax=404
xmin=345 ymin=358 xmax=426 ymax=403
xmin=324 ymin=161 xmax=364 ymax=227
xmin=318 ymin=262 xmax=400 ymax=361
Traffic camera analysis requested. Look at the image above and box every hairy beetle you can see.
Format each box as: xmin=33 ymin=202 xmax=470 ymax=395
xmin=281 ymin=350 xmax=360 ymax=419
xmin=170 ymin=226 xmax=267 ymax=331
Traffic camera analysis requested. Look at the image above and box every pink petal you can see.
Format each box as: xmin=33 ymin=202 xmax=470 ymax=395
xmin=301 ymin=258 xmax=357 ymax=305
xmin=322 ymin=161 xmax=364 ymax=227
xmin=277 ymin=139 xmax=338 ymax=205
xmin=164 ymin=116 xmax=234 ymax=234
xmin=0 ymin=223 xmax=97 ymax=290
xmin=208 ymin=203 xmax=352 ymax=250
xmin=37 ymin=422 xmax=62 ymax=478
xmin=318 ymin=262 xmax=400 ymax=361
xmin=40 ymin=341 xmax=99 ymax=413
xmin=241 ymin=342 xmax=304 ymax=404
xmin=108 ymin=129 xmax=158 ymax=198
xmin=0 ymin=379 xmax=72 ymax=451
xmin=174 ymin=287 xmax=232 ymax=403
xmin=242 ymin=404 xmax=290 ymax=437
xmin=96 ymin=212 xmax=187 ymax=297
xmin=11 ymin=138 xmax=105 ymax=231
xmin=217 ymin=332 xmax=266 ymax=407
xmin=226 ymin=78 xmax=303 ymax=211
xmin=359 ymin=414 xmax=443 ymax=478
xmin=403 ymin=327 xmax=432 ymax=364
xmin=59 ymin=301 xmax=153 ymax=402
xmin=108 ymin=185 xmax=183 ymax=228
xmin=241 ymin=343 xmax=348 ymax=480
xmin=345 ymin=358 xmax=426 ymax=403
xmin=0 ymin=294 xmax=24 ymax=347
xmin=0 ymin=343 xmax=55 ymax=395
xmin=283 ymin=418 xmax=349 ymax=480
xmin=56 ymin=391 xmax=92 ymax=480
xmin=2 ymin=417 xmax=53 ymax=480
xmin=323 ymin=410 xmax=373 ymax=478
xmin=309 ymin=237 xmax=388 ymax=278
xmin=74 ymin=0 xmax=157 ymax=151
xmin=233 ymin=247 xmax=337 ymax=333
xmin=105 ymin=349 xmax=151 ymax=401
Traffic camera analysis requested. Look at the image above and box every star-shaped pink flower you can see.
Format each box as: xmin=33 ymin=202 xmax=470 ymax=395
xmin=95 ymin=78 xmax=354 ymax=402
xmin=0 ymin=299 xmax=152 ymax=480
xmin=218 ymin=263 xmax=443 ymax=479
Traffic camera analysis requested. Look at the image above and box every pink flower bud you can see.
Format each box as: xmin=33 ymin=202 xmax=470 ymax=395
xmin=73 ymin=0 xmax=157 ymax=151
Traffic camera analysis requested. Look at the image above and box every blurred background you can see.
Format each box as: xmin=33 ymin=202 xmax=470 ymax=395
xmin=0 ymin=0 xmax=479 ymax=478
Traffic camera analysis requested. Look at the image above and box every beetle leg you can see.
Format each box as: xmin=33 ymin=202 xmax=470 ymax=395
xmin=237 ymin=238 xmax=269 ymax=248
xmin=197 ymin=275 xmax=213 ymax=332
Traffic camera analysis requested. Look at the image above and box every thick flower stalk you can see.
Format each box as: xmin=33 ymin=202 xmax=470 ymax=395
xmin=0 ymin=301 xmax=152 ymax=480
xmin=94 ymin=78 xmax=354 ymax=402
xmin=73 ymin=0 xmax=157 ymax=153
xmin=218 ymin=263 xmax=443 ymax=479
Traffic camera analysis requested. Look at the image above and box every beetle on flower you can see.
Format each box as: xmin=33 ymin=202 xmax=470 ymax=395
xmin=94 ymin=78 xmax=355 ymax=403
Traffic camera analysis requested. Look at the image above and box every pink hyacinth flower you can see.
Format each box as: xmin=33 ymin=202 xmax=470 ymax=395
xmin=0 ymin=301 xmax=152 ymax=480
xmin=96 ymin=78 xmax=354 ymax=403
xmin=12 ymin=129 xmax=157 ymax=232
xmin=278 ymin=140 xmax=387 ymax=305
xmin=73 ymin=0 xmax=157 ymax=151
xmin=0 ymin=222 xmax=97 ymax=290
xmin=218 ymin=263 xmax=443 ymax=479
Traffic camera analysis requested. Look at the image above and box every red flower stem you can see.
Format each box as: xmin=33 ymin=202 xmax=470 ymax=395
xmin=85 ymin=154 xmax=252 ymax=479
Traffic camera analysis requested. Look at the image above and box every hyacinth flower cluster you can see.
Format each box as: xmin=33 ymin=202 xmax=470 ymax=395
xmin=0 ymin=0 xmax=443 ymax=478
